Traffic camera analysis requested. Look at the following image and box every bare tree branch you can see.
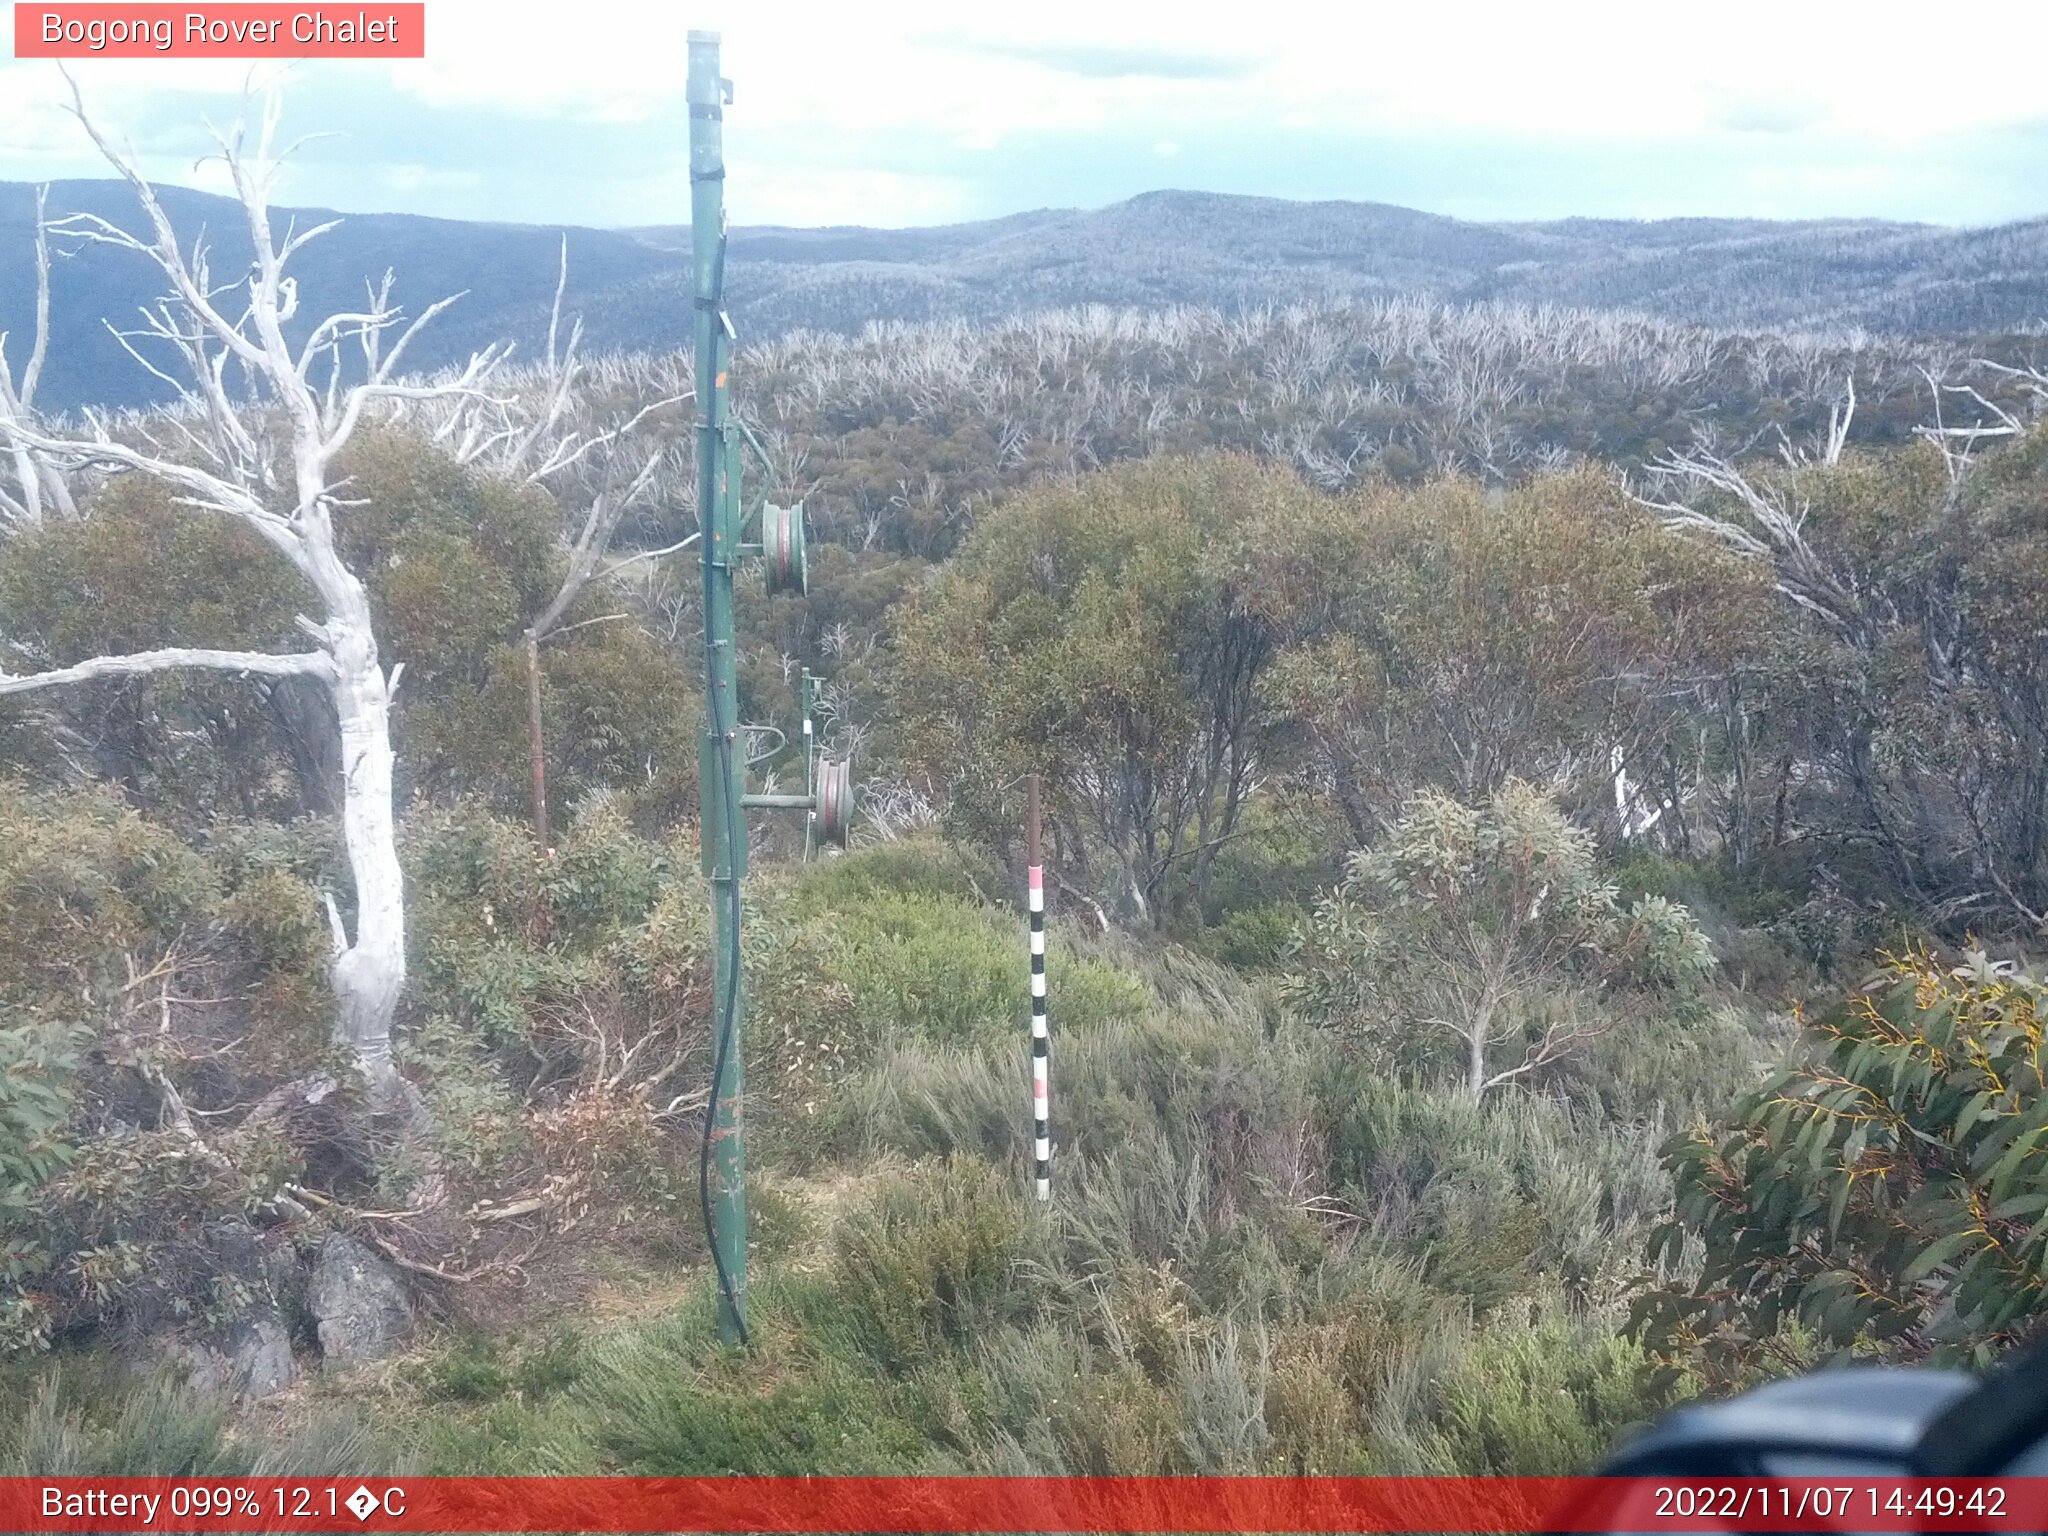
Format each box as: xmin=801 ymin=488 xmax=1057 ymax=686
xmin=0 ymin=647 xmax=335 ymax=695
xmin=590 ymin=531 xmax=700 ymax=584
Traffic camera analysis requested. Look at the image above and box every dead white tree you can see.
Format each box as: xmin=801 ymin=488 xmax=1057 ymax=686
xmin=1634 ymin=376 xmax=2048 ymax=927
xmin=1634 ymin=410 xmax=1866 ymax=637
xmin=0 ymin=185 xmax=77 ymax=526
xmin=0 ymin=84 xmax=506 ymax=1103
xmin=1912 ymin=364 xmax=2022 ymax=485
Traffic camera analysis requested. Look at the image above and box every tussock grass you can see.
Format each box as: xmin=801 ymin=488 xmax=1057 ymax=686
xmin=0 ymin=1361 xmax=407 ymax=1476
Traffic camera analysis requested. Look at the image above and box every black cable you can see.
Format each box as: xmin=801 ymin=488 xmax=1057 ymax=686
xmin=696 ymin=221 xmax=749 ymax=1346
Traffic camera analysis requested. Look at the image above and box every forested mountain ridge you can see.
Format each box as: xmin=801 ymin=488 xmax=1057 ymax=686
xmin=700 ymin=194 xmax=1985 ymax=337
xmin=8 ymin=179 xmax=2048 ymax=412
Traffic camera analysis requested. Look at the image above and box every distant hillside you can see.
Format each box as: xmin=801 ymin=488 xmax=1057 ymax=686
xmin=676 ymin=191 xmax=2048 ymax=341
xmin=6 ymin=181 xmax=2048 ymax=412
xmin=0 ymin=180 xmax=676 ymax=415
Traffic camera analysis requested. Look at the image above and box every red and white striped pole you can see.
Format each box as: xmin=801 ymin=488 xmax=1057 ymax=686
xmin=1027 ymin=773 xmax=1050 ymax=1200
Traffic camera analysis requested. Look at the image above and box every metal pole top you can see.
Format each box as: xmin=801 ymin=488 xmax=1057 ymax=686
xmin=688 ymin=33 xmax=726 ymax=110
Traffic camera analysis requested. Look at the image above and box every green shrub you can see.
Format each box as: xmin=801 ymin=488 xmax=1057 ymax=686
xmin=401 ymin=800 xmax=712 ymax=1198
xmin=0 ymin=786 xmax=344 ymax=1353
xmin=833 ymin=891 xmax=1134 ymax=1045
xmin=593 ymin=1360 xmax=927 ymax=1474
xmin=1635 ymin=946 xmax=2048 ymax=1387
xmin=0 ymin=1370 xmax=240 ymax=1476
xmin=790 ymin=836 xmax=1001 ymax=913
xmin=975 ymin=1324 xmax=1188 ymax=1474
xmin=795 ymin=1037 xmax=1019 ymax=1168
xmin=1263 ymin=1321 xmax=1366 ymax=1473
xmin=1193 ymin=796 xmax=1345 ymax=928
xmin=1569 ymin=1001 xmax=1784 ymax=1124
xmin=1287 ymin=782 xmax=1713 ymax=1100
xmin=0 ymin=1020 xmax=85 ymax=1281
xmin=0 ymin=782 xmax=214 ymax=1017
xmin=1196 ymin=901 xmax=1305 ymax=973
xmin=831 ymin=1160 xmax=1038 ymax=1371
xmin=0 ymin=1359 xmax=406 ymax=1476
xmin=407 ymin=1327 xmax=585 ymax=1406
xmin=1322 ymin=1066 xmax=1669 ymax=1309
xmin=0 ymin=478 xmax=314 ymax=824
xmin=1371 ymin=1314 xmax=1658 ymax=1475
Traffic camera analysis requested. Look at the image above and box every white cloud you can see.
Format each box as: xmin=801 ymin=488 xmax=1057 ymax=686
xmin=729 ymin=162 xmax=974 ymax=228
xmin=8 ymin=0 xmax=2048 ymax=224
xmin=0 ymin=56 xmax=384 ymax=195
xmin=384 ymin=163 xmax=483 ymax=194
xmin=388 ymin=1 xmax=689 ymax=117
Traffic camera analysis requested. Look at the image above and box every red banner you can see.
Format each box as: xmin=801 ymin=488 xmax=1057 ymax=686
xmin=2 ymin=1476 xmax=2047 ymax=1532
xmin=12 ymin=4 xmax=425 ymax=58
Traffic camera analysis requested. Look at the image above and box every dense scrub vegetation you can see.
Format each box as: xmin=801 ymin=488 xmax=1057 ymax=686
xmin=731 ymin=301 xmax=2034 ymax=551
xmin=1 ymin=830 xmax=1750 ymax=1475
xmin=4 ymin=291 xmax=2047 ymax=1474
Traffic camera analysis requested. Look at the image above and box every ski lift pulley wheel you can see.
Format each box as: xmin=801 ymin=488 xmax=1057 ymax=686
xmin=763 ymin=501 xmax=808 ymax=597
xmin=815 ymin=756 xmax=853 ymax=848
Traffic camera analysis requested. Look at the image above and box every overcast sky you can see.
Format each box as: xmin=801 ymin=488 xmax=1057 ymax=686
xmin=6 ymin=0 xmax=2048 ymax=230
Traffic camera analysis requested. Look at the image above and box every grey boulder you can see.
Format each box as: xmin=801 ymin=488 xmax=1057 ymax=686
xmin=307 ymin=1234 xmax=413 ymax=1363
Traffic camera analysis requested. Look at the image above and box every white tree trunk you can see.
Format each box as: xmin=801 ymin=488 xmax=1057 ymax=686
xmin=1465 ymin=997 xmax=1495 ymax=1100
xmin=5 ymin=440 xmax=43 ymax=523
xmin=329 ymin=639 xmax=405 ymax=1093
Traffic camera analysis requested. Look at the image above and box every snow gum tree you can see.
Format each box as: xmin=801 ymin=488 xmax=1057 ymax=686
xmin=1287 ymin=780 xmax=1714 ymax=1098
